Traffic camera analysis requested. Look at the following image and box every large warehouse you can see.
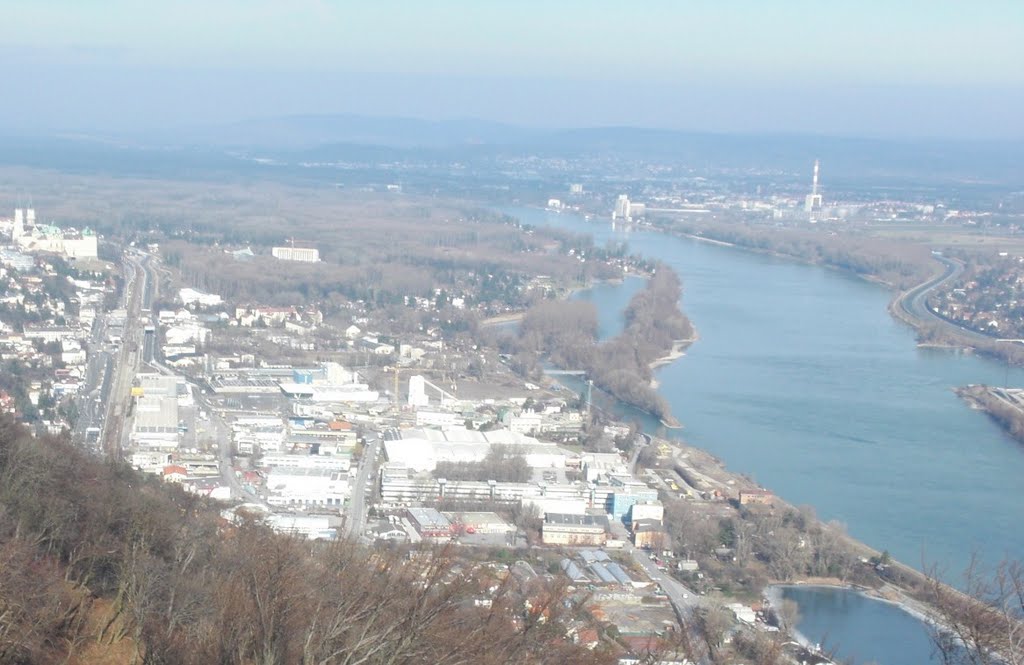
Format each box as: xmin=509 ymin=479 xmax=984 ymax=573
xmin=382 ymin=426 xmax=569 ymax=472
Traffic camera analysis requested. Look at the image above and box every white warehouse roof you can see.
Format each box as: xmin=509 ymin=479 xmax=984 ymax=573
xmin=383 ymin=427 xmax=568 ymax=472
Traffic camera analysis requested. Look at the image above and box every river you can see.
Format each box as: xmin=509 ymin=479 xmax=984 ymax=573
xmin=502 ymin=206 xmax=1024 ymax=663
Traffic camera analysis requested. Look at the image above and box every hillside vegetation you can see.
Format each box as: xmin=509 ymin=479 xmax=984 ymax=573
xmin=510 ymin=266 xmax=694 ymax=421
xmin=0 ymin=417 xmax=602 ymax=665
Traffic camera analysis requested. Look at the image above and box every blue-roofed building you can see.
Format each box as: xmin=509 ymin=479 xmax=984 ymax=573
xmin=561 ymin=559 xmax=588 ymax=583
xmin=608 ymin=487 xmax=659 ymax=520
xmin=605 ymin=562 xmax=632 ymax=585
xmin=589 ymin=562 xmax=616 ymax=584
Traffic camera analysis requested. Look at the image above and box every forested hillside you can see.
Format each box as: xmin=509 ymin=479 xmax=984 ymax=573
xmin=0 ymin=417 xmax=604 ymax=664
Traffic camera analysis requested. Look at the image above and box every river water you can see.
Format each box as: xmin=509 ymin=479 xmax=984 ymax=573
xmin=503 ymin=206 xmax=1024 ymax=663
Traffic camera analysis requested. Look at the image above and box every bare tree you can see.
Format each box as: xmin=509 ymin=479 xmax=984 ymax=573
xmin=926 ymin=555 xmax=1024 ymax=665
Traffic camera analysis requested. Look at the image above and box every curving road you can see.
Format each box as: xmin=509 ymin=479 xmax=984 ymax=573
xmin=894 ymin=255 xmax=997 ymax=344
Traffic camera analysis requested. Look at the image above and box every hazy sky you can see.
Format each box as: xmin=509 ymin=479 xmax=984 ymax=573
xmin=2 ymin=1 xmax=1022 ymax=138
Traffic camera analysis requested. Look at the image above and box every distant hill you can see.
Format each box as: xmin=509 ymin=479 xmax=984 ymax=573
xmin=1 ymin=114 xmax=1021 ymax=185
xmin=161 ymin=113 xmax=540 ymax=150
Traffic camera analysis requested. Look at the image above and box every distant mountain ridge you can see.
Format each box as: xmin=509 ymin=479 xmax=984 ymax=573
xmin=0 ymin=114 xmax=1021 ymax=184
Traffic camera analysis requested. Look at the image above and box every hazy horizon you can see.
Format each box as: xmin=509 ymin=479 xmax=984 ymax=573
xmin=2 ymin=1 xmax=1022 ymax=140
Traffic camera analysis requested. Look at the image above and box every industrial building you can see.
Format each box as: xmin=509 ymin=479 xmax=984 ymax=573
xmin=130 ymin=374 xmax=184 ymax=450
xmin=541 ymin=513 xmax=609 ymax=546
xmin=443 ymin=511 xmax=513 ymax=535
xmin=379 ymin=463 xmax=660 ymax=517
xmin=267 ymin=514 xmax=337 ymax=540
xmin=631 ymin=521 xmax=666 ymax=550
xmin=261 ymin=452 xmax=351 ymax=473
xmin=406 ymin=507 xmax=453 ymax=539
xmin=265 ymin=468 xmax=349 ymax=507
xmin=382 ymin=426 xmax=568 ymax=473
xmin=608 ymin=481 xmax=660 ymax=520
xmin=628 ymin=500 xmax=664 ymax=523
xmin=804 ymin=159 xmax=824 ymax=219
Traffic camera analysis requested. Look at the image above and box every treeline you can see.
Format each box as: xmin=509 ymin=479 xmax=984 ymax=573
xmin=433 ymin=446 xmax=532 ymax=483
xmin=664 ymin=497 xmax=867 ymax=595
xmin=957 ymin=385 xmax=1024 ymax=443
xmin=151 ymin=199 xmax=632 ymax=314
xmin=662 ymin=219 xmax=934 ymax=290
xmin=916 ymin=322 xmax=1024 ymax=365
xmin=0 ymin=416 xmax=601 ymax=664
xmin=513 ymin=267 xmax=693 ymax=421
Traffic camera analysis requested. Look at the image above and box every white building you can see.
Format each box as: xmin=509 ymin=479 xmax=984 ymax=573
xmin=382 ymin=427 xmax=569 ymax=473
xmin=178 ymin=288 xmax=223 ymax=308
xmin=10 ymin=209 xmax=98 ymax=259
xmin=629 ymin=500 xmax=664 ymax=523
xmin=414 ymin=409 xmax=461 ymax=428
xmin=505 ymin=411 xmax=542 ymax=434
xmin=272 ymin=246 xmax=320 ymax=262
xmin=265 ymin=468 xmax=349 ymax=507
xmin=261 ymin=452 xmax=351 ymax=473
xmin=266 ymin=514 xmax=337 ymax=540
xmin=130 ymin=450 xmax=173 ymax=473
xmin=408 ymin=374 xmax=429 ymax=407
xmin=581 ymin=452 xmax=629 ymax=483
xmin=131 ymin=392 xmax=179 ymax=449
xmin=279 ymin=383 xmax=380 ymax=403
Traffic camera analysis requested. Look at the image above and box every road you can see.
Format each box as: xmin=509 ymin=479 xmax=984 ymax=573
xmin=198 ymin=391 xmax=262 ymax=502
xmin=71 ymin=315 xmax=113 ymax=452
xmin=608 ymin=517 xmax=701 ymax=620
xmin=343 ymin=433 xmax=381 ymax=539
xmin=895 ymin=255 xmax=997 ymax=344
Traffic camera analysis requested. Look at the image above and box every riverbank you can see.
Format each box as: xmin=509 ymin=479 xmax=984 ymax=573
xmin=498 ymin=204 xmax=1024 ymax=659
xmin=653 ymin=431 xmax=976 ymax=659
xmin=649 ymin=334 xmax=698 ymax=373
xmin=956 ymin=384 xmax=1024 ymax=443
xmin=672 ymin=218 xmax=1024 ymax=367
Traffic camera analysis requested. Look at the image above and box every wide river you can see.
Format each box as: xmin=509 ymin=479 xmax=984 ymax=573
xmin=503 ymin=206 xmax=1024 ymax=663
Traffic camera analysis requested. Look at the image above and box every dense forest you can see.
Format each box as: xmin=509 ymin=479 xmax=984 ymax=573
xmin=512 ymin=267 xmax=694 ymax=422
xmin=152 ymin=201 xmax=630 ymax=314
xmin=0 ymin=416 xmax=605 ymax=664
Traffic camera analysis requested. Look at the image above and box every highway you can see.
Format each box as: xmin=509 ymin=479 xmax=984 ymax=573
xmin=895 ymin=255 xmax=997 ymax=344
xmin=70 ymin=315 xmax=113 ymax=451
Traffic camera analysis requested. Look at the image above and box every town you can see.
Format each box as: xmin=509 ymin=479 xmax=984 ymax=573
xmin=1 ymin=160 xmax=1020 ymax=663
xmin=1 ymin=202 xmax=852 ymax=663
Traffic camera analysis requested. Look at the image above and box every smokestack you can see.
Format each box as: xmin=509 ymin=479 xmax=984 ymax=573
xmin=812 ymin=160 xmax=820 ymax=196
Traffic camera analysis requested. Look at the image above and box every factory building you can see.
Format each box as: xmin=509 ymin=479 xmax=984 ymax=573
xmin=406 ymin=507 xmax=453 ymax=539
xmin=382 ymin=426 xmax=568 ymax=473
xmin=541 ymin=513 xmax=609 ymax=546
xmin=265 ymin=468 xmax=349 ymax=507
xmin=260 ymin=452 xmax=351 ymax=473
